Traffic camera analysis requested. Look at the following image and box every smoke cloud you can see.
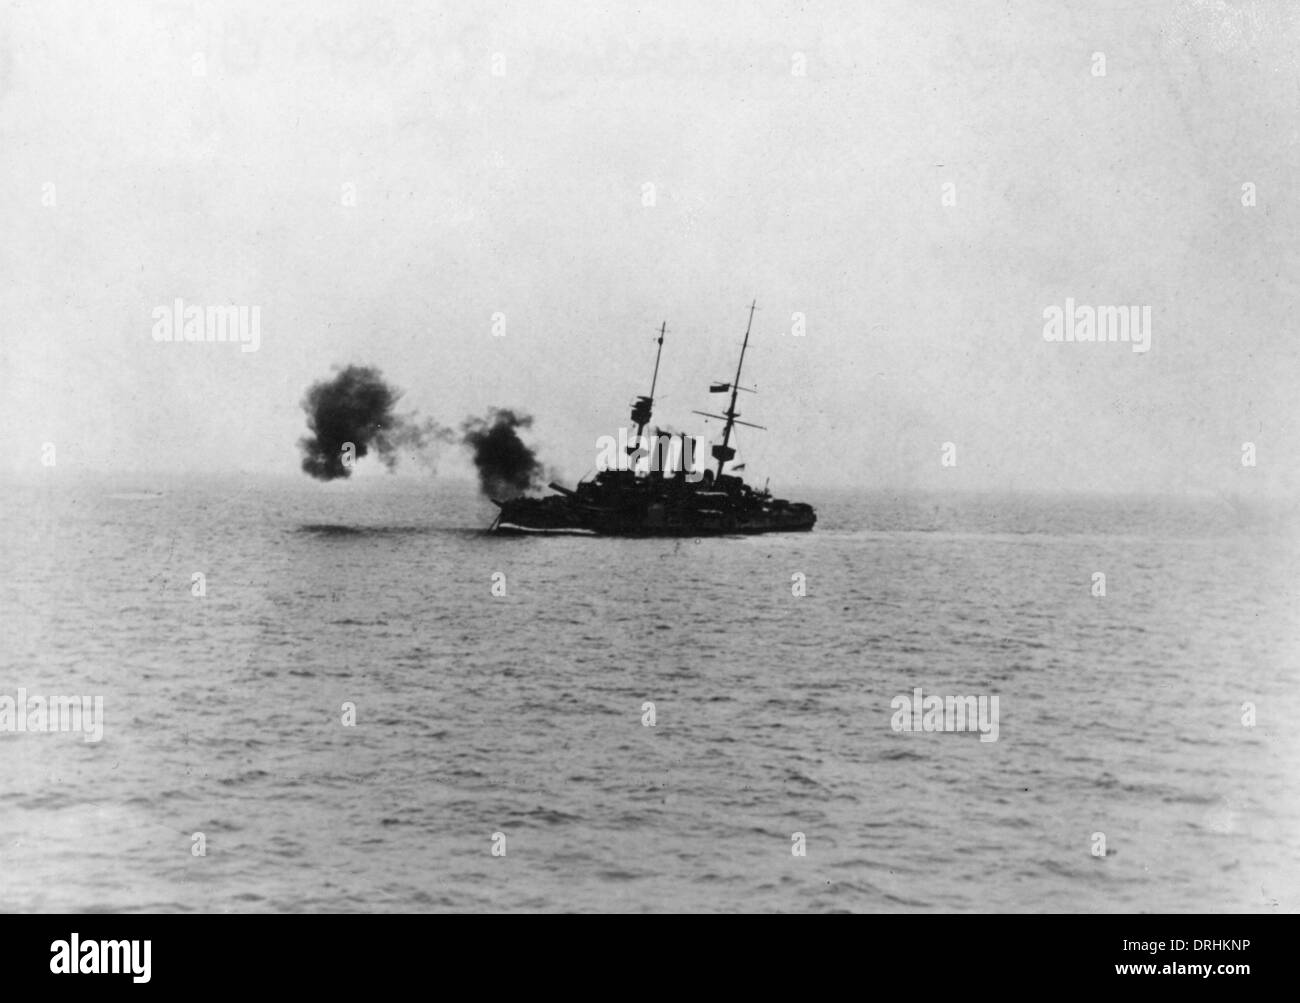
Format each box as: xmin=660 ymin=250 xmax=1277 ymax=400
xmin=298 ymin=365 xmax=450 ymax=480
xmin=460 ymin=408 xmax=544 ymax=499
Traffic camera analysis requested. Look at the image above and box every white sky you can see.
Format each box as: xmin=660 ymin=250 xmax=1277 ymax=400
xmin=2 ymin=0 xmax=1297 ymax=495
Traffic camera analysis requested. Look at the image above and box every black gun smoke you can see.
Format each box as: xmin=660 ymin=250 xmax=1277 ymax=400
xmin=298 ymin=365 xmax=449 ymax=480
xmin=460 ymin=408 xmax=544 ymax=499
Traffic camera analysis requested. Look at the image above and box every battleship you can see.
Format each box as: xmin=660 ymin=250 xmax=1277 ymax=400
xmin=491 ymin=302 xmax=817 ymax=536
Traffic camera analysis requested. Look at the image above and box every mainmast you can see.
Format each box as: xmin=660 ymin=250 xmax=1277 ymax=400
xmin=694 ymin=300 xmax=766 ymax=478
xmin=629 ymin=321 xmax=666 ymax=456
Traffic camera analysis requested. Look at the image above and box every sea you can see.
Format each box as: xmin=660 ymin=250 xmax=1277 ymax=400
xmin=2 ymin=473 xmax=1297 ymax=913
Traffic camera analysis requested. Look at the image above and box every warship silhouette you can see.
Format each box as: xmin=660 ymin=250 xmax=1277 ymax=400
xmin=491 ymin=301 xmax=816 ymax=536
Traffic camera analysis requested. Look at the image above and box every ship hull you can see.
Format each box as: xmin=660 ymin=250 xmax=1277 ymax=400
xmin=493 ymin=493 xmax=816 ymax=537
xmin=495 ymin=520 xmax=816 ymax=537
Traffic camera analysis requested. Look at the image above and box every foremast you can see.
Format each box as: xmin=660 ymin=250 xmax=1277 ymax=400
xmin=628 ymin=321 xmax=666 ymax=463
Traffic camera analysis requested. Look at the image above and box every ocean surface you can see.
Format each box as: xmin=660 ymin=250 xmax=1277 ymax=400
xmin=2 ymin=473 xmax=1298 ymax=913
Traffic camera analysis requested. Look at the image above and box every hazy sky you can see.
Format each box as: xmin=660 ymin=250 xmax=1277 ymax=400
xmin=2 ymin=0 xmax=1297 ymax=495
